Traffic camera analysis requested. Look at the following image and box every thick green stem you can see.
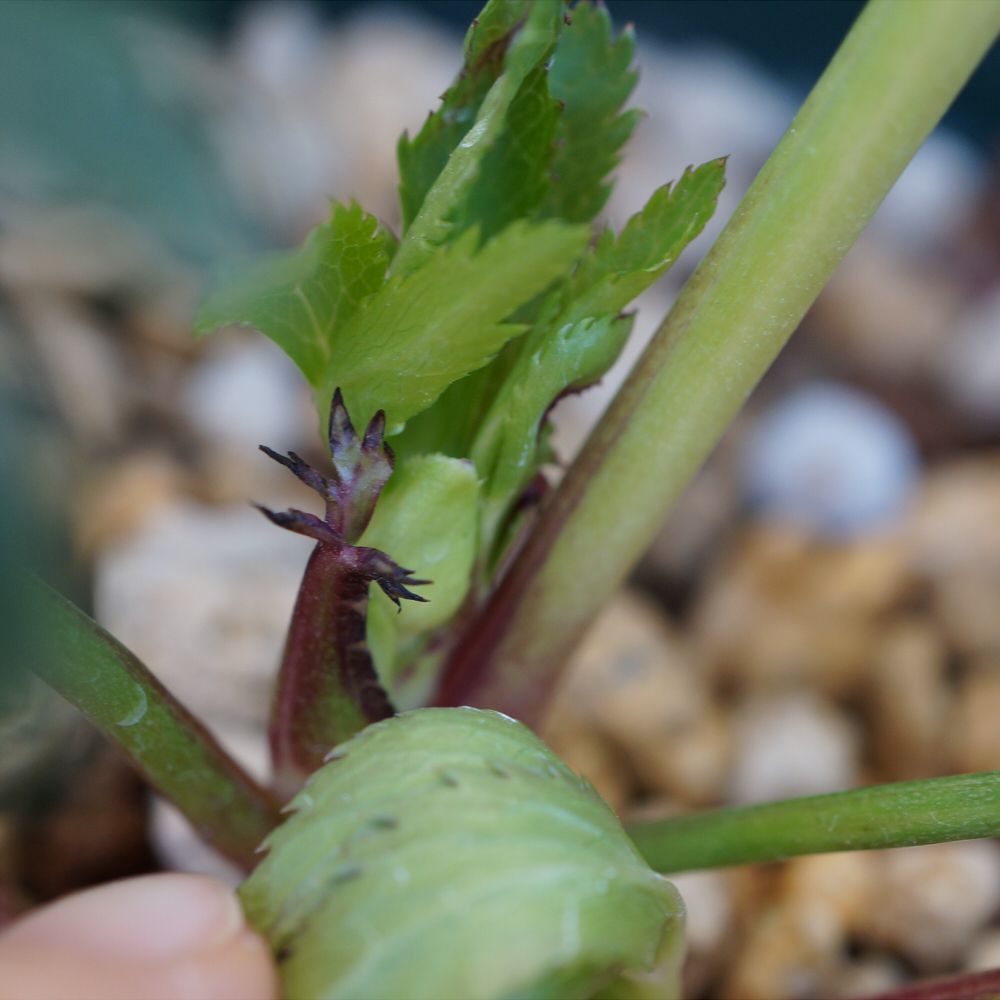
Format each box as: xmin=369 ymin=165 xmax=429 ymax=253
xmin=438 ymin=0 xmax=1000 ymax=720
xmin=28 ymin=580 xmax=281 ymax=869
xmin=627 ymin=772 xmax=1000 ymax=874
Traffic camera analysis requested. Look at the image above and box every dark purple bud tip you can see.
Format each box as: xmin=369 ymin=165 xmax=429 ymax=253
xmin=318 ymin=390 xmax=396 ymax=541
xmin=259 ymin=390 xmax=397 ymax=543
xmin=377 ymin=575 xmax=431 ymax=610
xmin=259 ymin=446 xmax=334 ymax=500
xmin=357 ymin=547 xmax=431 ymax=609
xmin=362 ymin=410 xmax=387 ymax=452
xmin=328 ymin=387 xmax=358 ymax=454
xmin=253 ymin=504 xmax=341 ymax=545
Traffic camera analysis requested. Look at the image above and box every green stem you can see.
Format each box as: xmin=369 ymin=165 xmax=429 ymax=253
xmin=627 ymin=772 xmax=1000 ymax=874
xmin=438 ymin=0 xmax=1000 ymax=721
xmin=28 ymin=580 xmax=281 ymax=869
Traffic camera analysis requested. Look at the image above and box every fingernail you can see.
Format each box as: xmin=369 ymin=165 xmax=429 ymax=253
xmin=4 ymin=875 xmax=246 ymax=962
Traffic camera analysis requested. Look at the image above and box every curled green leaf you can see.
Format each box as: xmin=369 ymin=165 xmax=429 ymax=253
xmin=567 ymin=158 xmax=728 ymax=320
xmin=361 ymin=454 xmax=480 ymax=707
xmin=198 ymin=206 xmax=588 ymax=434
xmin=392 ymin=0 xmax=563 ymax=276
xmin=472 ymin=313 xmax=634 ymax=558
xmin=469 ymin=158 xmax=727 ymax=559
xmin=194 ymin=201 xmax=392 ymax=386
xmin=397 ymin=0 xmax=535 ymax=232
xmin=543 ymin=1 xmax=642 ymax=223
xmin=328 ymin=220 xmax=589 ymax=431
xmin=241 ymin=708 xmax=684 ymax=1000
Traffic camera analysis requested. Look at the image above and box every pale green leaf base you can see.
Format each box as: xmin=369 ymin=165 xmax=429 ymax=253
xmin=241 ymin=708 xmax=683 ymax=1000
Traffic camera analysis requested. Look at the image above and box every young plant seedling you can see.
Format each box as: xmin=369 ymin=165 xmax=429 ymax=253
xmin=25 ymin=0 xmax=1000 ymax=997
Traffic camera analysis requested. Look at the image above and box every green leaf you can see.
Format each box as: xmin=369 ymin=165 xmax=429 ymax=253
xmin=328 ymin=219 xmax=589 ymax=431
xmin=469 ymin=160 xmax=726 ymax=558
xmin=200 ymin=199 xmax=586 ymax=434
xmin=241 ymin=708 xmax=684 ymax=1000
xmin=392 ymin=0 xmax=563 ymax=276
xmin=567 ymin=159 xmax=728 ymax=320
xmin=397 ymin=0 xmax=539 ymax=232
xmin=542 ymin=2 xmax=642 ymax=223
xmin=464 ymin=0 xmax=536 ymax=65
xmin=397 ymin=25 xmax=506 ymax=231
xmin=389 ymin=338 xmax=524 ymax=463
xmin=386 ymin=1 xmax=655 ymax=468
xmin=472 ymin=314 xmax=633 ymax=554
xmin=360 ymin=455 xmax=480 ymax=705
xmin=452 ymin=62 xmax=561 ymax=243
xmin=194 ymin=201 xmax=392 ymax=386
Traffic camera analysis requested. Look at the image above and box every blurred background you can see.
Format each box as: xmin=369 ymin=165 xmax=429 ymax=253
xmin=2 ymin=1 xmax=1000 ymax=996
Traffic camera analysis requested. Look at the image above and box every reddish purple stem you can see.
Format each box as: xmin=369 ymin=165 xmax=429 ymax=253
xmin=258 ymin=390 xmax=428 ymax=793
xmin=863 ymin=968 xmax=1000 ymax=1000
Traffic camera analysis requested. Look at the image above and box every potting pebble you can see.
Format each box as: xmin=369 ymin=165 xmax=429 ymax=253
xmin=183 ymin=335 xmax=310 ymax=455
xmin=868 ymin=620 xmax=949 ymax=780
xmin=742 ymin=380 xmax=921 ymax=537
xmin=940 ymin=288 xmax=1000 ymax=425
xmin=855 ymin=841 xmax=1000 ymax=971
xmin=871 ymin=130 xmax=984 ymax=254
xmin=692 ymin=526 xmax=913 ymax=698
xmin=949 ymin=662 xmax=1000 ymax=773
xmin=724 ymin=853 xmax=878 ymax=1000
xmin=727 ymin=692 xmax=860 ymax=804
xmin=964 ymin=928 xmax=1000 ymax=973
xmin=544 ymin=592 xmax=730 ymax=805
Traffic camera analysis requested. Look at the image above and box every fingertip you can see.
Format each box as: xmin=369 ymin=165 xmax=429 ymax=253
xmin=0 ymin=874 xmax=279 ymax=1000
xmin=169 ymin=927 xmax=281 ymax=1000
xmin=0 ymin=874 xmax=242 ymax=960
